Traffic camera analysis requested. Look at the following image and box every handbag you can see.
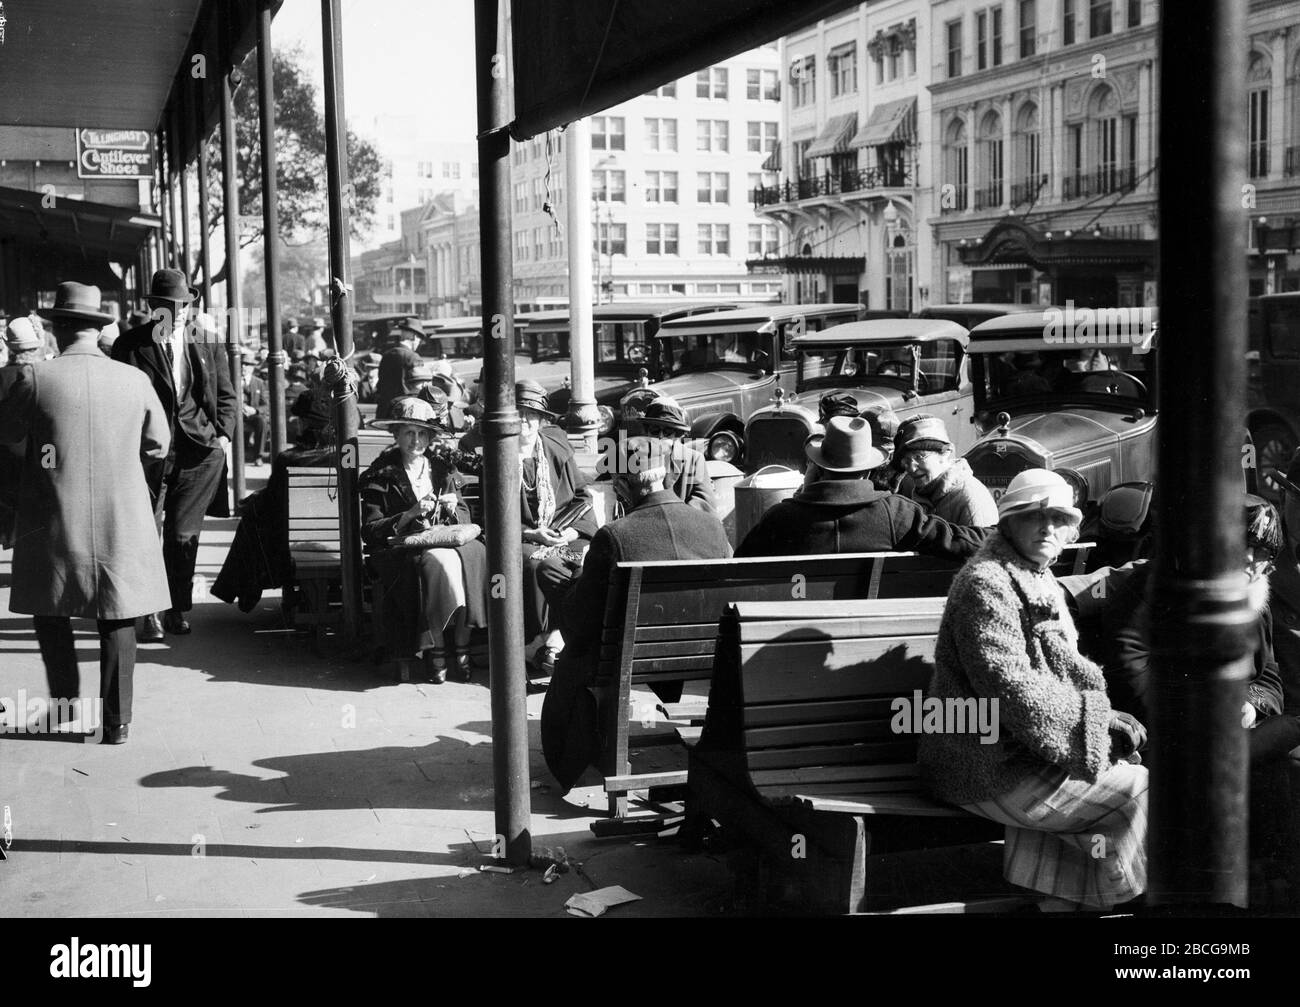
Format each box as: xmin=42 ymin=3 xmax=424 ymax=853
xmin=387 ymin=523 xmax=482 ymax=550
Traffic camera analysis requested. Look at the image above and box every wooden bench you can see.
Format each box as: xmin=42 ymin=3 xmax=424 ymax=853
xmin=592 ymin=544 xmax=1093 ymax=822
xmin=684 ymin=598 xmax=1004 ymax=914
xmin=284 ymin=466 xmax=343 ymax=648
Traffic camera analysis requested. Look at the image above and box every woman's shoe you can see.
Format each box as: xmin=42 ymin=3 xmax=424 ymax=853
xmin=423 ymin=648 xmax=448 ymax=684
xmin=452 ymin=650 xmax=473 ymax=683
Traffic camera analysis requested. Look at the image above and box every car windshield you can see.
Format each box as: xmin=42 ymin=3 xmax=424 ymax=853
xmin=531 ymin=331 xmax=568 ymax=361
xmin=971 ymin=345 xmax=1153 ymax=407
xmin=594 ymin=321 xmax=653 ymax=372
xmin=418 ymin=335 xmax=478 ymax=359
xmin=797 ymin=343 xmax=921 ymax=390
xmin=662 ymin=329 xmax=768 ymax=374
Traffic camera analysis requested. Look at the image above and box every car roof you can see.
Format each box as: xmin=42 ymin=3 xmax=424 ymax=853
xmin=657 ymin=302 xmax=864 ymax=335
xmin=918 ymin=303 xmax=1042 ymax=320
xmin=791 ymin=318 xmax=969 ymax=346
xmin=425 ymin=315 xmax=529 ymax=336
xmin=967 ymin=306 xmax=1158 ymax=350
xmin=518 ymin=301 xmax=746 ymax=331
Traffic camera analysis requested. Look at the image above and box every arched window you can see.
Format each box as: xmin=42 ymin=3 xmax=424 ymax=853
xmin=1249 ymin=51 xmax=1271 ymax=179
xmin=977 ymin=110 xmax=1003 ymax=210
xmin=1013 ymin=102 xmax=1041 ymax=204
xmin=945 ymin=118 xmax=969 ymax=211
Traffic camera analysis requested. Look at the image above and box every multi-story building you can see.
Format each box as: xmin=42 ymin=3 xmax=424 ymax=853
xmin=508 ymin=46 xmax=786 ymax=305
xmin=753 ymin=1 xmax=933 ymax=311
xmin=351 ymin=201 xmax=431 ymax=316
xmin=419 ymin=193 xmax=482 ymax=318
xmin=929 ymin=0 xmax=1160 ymax=307
xmin=360 ymin=116 xmax=480 ymax=253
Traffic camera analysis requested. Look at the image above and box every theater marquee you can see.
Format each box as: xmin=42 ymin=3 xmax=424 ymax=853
xmin=75 ymin=128 xmax=154 ymax=180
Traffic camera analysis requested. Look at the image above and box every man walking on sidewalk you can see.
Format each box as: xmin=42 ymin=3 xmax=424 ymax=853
xmin=0 ymin=282 xmax=171 ymax=744
xmin=113 ymin=268 xmax=236 ymax=640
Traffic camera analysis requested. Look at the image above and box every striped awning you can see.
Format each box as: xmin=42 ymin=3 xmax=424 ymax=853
xmin=761 ymin=144 xmax=781 ymax=171
xmin=851 ymin=97 xmax=916 ymax=149
xmin=805 ymin=113 xmax=859 ymax=159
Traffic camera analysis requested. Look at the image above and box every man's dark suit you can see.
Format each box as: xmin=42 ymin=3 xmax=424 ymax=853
xmin=242 ymin=372 xmax=269 ymax=460
xmin=540 ymin=490 xmax=732 ymax=790
xmin=112 ymin=318 xmax=237 ymax=614
xmin=375 ymin=343 xmax=421 ymax=420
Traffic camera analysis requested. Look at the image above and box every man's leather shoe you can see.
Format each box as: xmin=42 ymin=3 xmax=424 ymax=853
xmin=138 ymin=613 xmax=165 ymax=643
xmin=162 ymin=610 xmax=191 ymax=635
xmin=102 ymin=724 xmax=129 ymax=745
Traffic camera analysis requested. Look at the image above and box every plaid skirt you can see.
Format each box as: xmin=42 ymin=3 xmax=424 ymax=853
xmin=962 ymin=761 xmax=1149 ymax=910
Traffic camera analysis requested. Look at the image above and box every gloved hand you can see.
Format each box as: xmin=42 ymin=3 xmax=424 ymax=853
xmin=1109 ymin=710 xmax=1148 ymax=759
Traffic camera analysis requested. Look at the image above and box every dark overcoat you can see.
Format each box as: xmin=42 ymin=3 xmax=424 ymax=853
xmin=0 ymin=343 xmax=171 ymax=619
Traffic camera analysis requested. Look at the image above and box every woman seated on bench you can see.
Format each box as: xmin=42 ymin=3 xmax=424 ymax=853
xmin=360 ymin=396 xmax=487 ymax=684
xmin=918 ymin=469 xmax=1148 ymax=913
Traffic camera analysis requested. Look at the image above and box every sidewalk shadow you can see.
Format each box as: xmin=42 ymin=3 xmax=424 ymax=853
xmin=9 ymin=836 xmax=458 ymax=869
xmin=136 ymin=718 xmax=571 ymax=817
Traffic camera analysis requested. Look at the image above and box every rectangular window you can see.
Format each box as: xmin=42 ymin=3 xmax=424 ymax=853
xmin=596 ymin=222 xmax=627 ymax=256
xmin=992 ymin=7 xmax=1003 ymax=65
xmin=592 ymin=116 xmax=626 ymax=150
xmin=645 ymin=118 xmax=678 ymax=152
xmin=1127 ymin=0 xmax=1141 ymax=27
xmin=1098 ymin=116 xmax=1118 ymax=188
xmin=697 ymin=119 xmax=730 ymax=152
xmin=1125 ymin=114 xmax=1137 ymax=182
xmin=592 ymin=169 xmax=626 ymax=203
xmin=829 ymin=44 xmax=857 ymax=97
xmin=977 ymin=12 xmax=988 ymax=70
xmin=697 ymin=223 xmax=731 ymax=255
xmin=514 ymin=230 xmax=528 ymax=260
xmin=747 ymin=68 xmax=779 ymax=101
xmin=696 ymin=67 xmax=728 ymax=99
xmin=1249 ymin=88 xmax=1270 ymax=178
xmin=977 ymin=8 xmax=1003 ymax=69
xmin=793 ymin=139 xmax=813 ymax=179
xmin=1018 ymin=1 xmax=1036 ymax=58
xmin=534 ymin=227 xmax=545 ymax=260
xmin=696 ymin=171 xmax=730 ymax=204
xmin=946 ymin=20 xmax=963 ymax=78
xmin=747 ymin=121 xmax=778 ymax=153
xmin=1063 ymin=0 xmax=1076 ymax=44
xmin=791 ymin=56 xmax=816 ymax=106
xmin=644 ymin=170 xmax=679 ymax=203
xmin=1089 ymin=0 xmax=1112 ymax=38
xmin=648 ymin=81 xmax=677 ymax=98
xmin=747 ymin=223 xmax=779 ymax=256
xmin=646 ymin=223 xmax=679 ymax=255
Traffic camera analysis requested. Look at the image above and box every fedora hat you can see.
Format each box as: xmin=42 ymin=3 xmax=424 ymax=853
xmin=304 ymin=316 xmax=327 ymax=332
xmin=805 ymin=416 xmax=885 ymax=473
xmin=641 ymin=400 xmax=691 ymax=434
xmin=37 ymin=282 xmax=115 ymax=325
xmin=371 ymin=395 xmax=446 ymax=432
xmin=145 ymin=268 xmax=197 ymax=305
xmin=4 ymin=316 xmax=44 ymax=351
xmin=516 ymin=379 xmax=558 ymax=420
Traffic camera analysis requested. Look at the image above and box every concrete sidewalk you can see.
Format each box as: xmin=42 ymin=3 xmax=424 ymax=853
xmin=0 ymin=471 xmax=731 ymax=918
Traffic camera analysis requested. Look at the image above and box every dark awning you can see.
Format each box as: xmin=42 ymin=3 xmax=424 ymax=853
xmin=851 ymin=97 xmax=916 ymax=149
xmin=761 ymin=145 xmax=781 ymax=171
xmin=805 ymin=113 xmax=859 ymax=159
xmin=509 ymin=0 xmax=858 ymax=140
xmin=958 ymin=219 xmax=1155 ymax=270
xmin=0 ymin=185 xmax=160 ymax=261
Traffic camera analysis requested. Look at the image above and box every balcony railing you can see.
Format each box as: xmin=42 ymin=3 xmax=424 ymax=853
xmin=973 ymin=183 xmax=1004 ymax=211
xmin=752 ymin=165 xmax=914 ymax=207
xmin=1063 ymin=165 xmax=1137 ymax=200
xmin=1010 ymin=174 xmax=1049 ymax=206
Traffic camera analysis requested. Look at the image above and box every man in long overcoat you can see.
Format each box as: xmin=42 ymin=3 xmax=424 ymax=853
xmin=374 ymin=319 xmax=424 ymax=421
xmin=0 ymin=283 xmax=171 ymax=743
xmin=112 ymin=268 xmax=236 ymax=638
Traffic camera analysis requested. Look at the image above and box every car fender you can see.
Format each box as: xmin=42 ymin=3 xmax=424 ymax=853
xmin=690 ymin=411 xmax=744 ymax=441
xmin=1247 ymin=405 xmax=1300 ymax=441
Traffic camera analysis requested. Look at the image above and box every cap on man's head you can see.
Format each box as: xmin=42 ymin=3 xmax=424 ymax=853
xmin=818 ymin=392 xmax=859 ymax=424
xmin=4 ymin=316 xmax=43 ymax=351
xmin=641 ymin=400 xmax=690 ymax=434
xmin=895 ymin=414 xmax=953 ymax=455
xmin=396 ymin=317 xmax=424 ymax=339
xmin=305 ymin=317 xmax=327 ymax=332
xmin=283 ymin=316 xmax=299 ymax=332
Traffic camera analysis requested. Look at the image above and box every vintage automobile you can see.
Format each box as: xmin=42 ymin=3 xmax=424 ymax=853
xmin=914 ymin=302 xmax=1044 ymax=329
xmin=619 ymin=303 xmax=865 ymax=464
xmin=539 ymin=301 xmax=740 ymax=433
xmin=742 ymin=318 xmax=975 ymax=472
xmin=1247 ymin=292 xmax=1300 ymax=501
xmin=962 ymin=306 xmax=1160 ymax=510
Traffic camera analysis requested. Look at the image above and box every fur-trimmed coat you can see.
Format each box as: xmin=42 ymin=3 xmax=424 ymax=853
xmin=918 ymin=531 xmax=1117 ymax=806
xmin=911 ymin=458 xmax=999 ymax=528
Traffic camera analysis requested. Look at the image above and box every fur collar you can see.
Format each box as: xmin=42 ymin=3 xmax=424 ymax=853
xmin=975 ymin=531 xmax=1068 ymax=621
xmin=916 ymin=457 xmax=973 ymax=502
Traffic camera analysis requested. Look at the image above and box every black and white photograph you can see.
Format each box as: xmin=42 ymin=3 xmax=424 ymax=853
xmin=0 ymin=0 xmax=1294 ymax=981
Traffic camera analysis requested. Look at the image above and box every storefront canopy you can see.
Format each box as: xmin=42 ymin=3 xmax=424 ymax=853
xmin=0 ymin=185 xmax=159 ymax=261
xmin=509 ymin=0 xmax=858 ymax=140
xmin=851 ymin=97 xmax=916 ymax=149
xmin=959 ymin=219 xmax=1155 ymax=269
xmin=805 ymin=113 xmax=859 ymax=159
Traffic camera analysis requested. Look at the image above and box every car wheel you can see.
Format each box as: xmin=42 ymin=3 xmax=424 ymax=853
xmin=1253 ymin=422 xmax=1297 ymax=503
